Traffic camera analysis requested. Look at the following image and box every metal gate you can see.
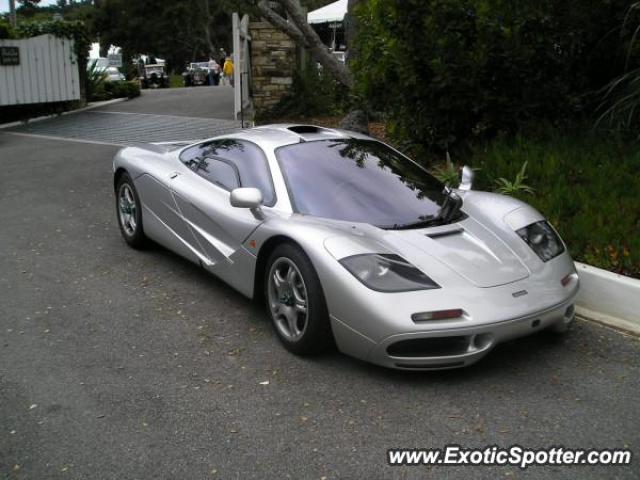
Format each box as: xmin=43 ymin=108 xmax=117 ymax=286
xmin=232 ymin=12 xmax=252 ymax=126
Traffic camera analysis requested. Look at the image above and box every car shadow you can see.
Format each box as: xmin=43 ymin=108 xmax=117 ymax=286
xmin=131 ymin=239 xmax=577 ymax=383
xmin=325 ymin=328 xmax=573 ymax=385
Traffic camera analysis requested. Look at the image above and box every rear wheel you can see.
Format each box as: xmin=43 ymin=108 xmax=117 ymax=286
xmin=265 ymin=243 xmax=333 ymax=355
xmin=116 ymin=173 xmax=148 ymax=249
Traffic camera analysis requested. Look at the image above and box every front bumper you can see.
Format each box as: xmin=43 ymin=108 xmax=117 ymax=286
xmin=332 ymin=293 xmax=577 ymax=370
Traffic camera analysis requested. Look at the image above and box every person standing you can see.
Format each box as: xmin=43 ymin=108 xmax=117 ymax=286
xmin=208 ymin=57 xmax=221 ymax=85
xmin=222 ymin=56 xmax=234 ymax=87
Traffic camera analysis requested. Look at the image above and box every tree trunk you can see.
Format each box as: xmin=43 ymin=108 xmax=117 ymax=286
xmin=202 ymin=0 xmax=216 ymax=56
xmin=256 ymin=0 xmax=352 ymax=88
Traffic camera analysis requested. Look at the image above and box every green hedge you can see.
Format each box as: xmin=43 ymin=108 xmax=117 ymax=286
xmin=264 ymin=60 xmax=349 ymax=120
xmin=90 ymin=80 xmax=141 ymax=102
xmin=352 ymin=0 xmax=637 ymax=154
xmin=468 ymin=127 xmax=640 ymax=278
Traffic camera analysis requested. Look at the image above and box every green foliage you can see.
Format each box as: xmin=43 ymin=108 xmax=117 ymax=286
xmin=169 ymin=74 xmax=184 ymax=88
xmin=470 ymin=126 xmax=640 ymax=278
xmin=16 ymin=20 xmax=91 ymax=64
xmin=0 ymin=18 xmax=16 ymax=39
xmin=432 ymin=159 xmax=460 ymax=188
xmin=90 ymin=80 xmax=141 ymax=102
xmin=353 ymin=0 xmax=636 ymax=154
xmin=494 ymin=161 xmax=535 ymax=195
xmin=596 ymin=68 xmax=640 ymax=134
xmin=94 ymin=0 xmax=233 ymax=73
xmin=595 ymin=3 xmax=640 ymax=134
xmin=86 ymin=59 xmax=107 ymax=101
xmin=267 ymin=60 xmax=349 ymax=119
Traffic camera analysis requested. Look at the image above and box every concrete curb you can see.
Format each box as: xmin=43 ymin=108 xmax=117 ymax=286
xmin=0 ymin=97 xmax=128 ymax=130
xmin=574 ymin=261 xmax=640 ymax=335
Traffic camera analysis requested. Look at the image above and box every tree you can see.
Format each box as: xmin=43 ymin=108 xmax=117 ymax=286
xmin=254 ymin=0 xmax=352 ymax=87
xmin=94 ymin=0 xmax=233 ymax=72
xmin=17 ymin=0 xmax=42 ymax=17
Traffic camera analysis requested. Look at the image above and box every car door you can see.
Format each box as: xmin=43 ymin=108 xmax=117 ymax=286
xmin=169 ymin=139 xmax=276 ymax=267
xmin=135 ymin=172 xmax=205 ymax=264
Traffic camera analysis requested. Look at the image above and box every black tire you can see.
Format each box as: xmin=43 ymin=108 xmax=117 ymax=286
xmin=264 ymin=243 xmax=333 ymax=355
xmin=115 ymin=173 xmax=148 ymax=249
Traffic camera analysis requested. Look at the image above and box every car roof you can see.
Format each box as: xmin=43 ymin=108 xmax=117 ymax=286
xmin=217 ymin=124 xmax=373 ymax=150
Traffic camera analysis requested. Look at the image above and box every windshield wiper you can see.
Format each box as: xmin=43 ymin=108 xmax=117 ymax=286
xmin=381 ymin=190 xmax=466 ymax=230
xmin=381 ymin=215 xmax=442 ymax=230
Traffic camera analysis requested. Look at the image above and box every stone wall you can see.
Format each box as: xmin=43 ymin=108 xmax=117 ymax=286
xmin=249 ymin=21 xmax=296 ymax=114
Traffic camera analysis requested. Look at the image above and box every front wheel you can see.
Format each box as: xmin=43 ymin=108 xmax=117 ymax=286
xmin=265 ymin=243 xmax=333 ymax=355
xmin=116 ymin=173 xmax=148 ymax=249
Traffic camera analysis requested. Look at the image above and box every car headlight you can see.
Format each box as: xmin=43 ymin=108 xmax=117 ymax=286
xmin=339 ymin=254 xmax=440 ymax=292
xmin=516 ymin=220 xmax=565 ymax=262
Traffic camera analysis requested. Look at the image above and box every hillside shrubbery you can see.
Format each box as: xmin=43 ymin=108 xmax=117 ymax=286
xmin=353 ymin=0 xmax=638 ymax=154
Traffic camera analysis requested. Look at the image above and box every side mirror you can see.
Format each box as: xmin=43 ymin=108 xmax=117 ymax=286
xmin=230 ymin=187 xmax=263 ymax=209
xmin=459 ymin=165 xmax=474 ymax=191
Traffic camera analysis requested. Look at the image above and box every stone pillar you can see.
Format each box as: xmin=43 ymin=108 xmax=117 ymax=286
xmin=249 ymin=21 xmax=296 ymax=115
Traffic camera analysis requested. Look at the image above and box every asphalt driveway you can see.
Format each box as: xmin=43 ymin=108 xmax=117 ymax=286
xmin=0 ymin=90 xmax=638 ymax=479
xmin=95 ymin=85 xmax=236 ymax=120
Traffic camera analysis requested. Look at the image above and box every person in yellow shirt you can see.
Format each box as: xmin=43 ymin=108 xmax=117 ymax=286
xmin=222 ymin=56 xmax=234 ymax=87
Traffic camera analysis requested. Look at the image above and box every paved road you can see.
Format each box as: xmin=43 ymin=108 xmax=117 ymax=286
xmin=95 ymin=86 xmax=236 ymax=120
xmin=0 ymin=91 xmax=639 ymax=479
xmin=4 ymin=87 xmax=240 ymax=146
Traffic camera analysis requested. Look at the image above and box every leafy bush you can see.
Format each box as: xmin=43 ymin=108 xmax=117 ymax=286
xmin=90 ymin=80 xmax=141 ymax=102
xmin=595 ymin=2 xmax=640 ymax=134
xmin=86 ymin=59 xmax=107 ymax=101
xmin=432 ymin=162 xmax=460 ymax=188
xmin=353 ymin=0 xmax=637 ymax=154
xmin=266 ymin=59 xmax=349 ymax=119
xmin=106 ymin=81 xmax=140 ymax=99
xmin=469 ymin=126 xmax=640 ymax=278
xmin=494 ymin=161 xmax=534 ymax=195
xmin=0 ymin=18 xmax=16 ymax=39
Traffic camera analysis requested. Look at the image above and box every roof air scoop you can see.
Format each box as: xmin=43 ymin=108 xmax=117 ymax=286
xmin=287 ymin=125 xmax=324 ymax=134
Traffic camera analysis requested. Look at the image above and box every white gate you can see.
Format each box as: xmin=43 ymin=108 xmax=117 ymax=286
xmin=0 ymin=34 xmax=81 ymax=107
xmin=232 ymin=12 xmax=252 ymax=126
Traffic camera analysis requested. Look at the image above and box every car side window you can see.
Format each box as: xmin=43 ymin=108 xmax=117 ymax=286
xmin=200 ymin=158 xmax=240 ymax=191
xmin=180 ymin=139 xmax=276 ymax=206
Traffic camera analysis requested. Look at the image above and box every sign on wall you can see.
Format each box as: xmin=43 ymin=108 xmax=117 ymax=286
xmin=0 ymin=46 xmax=20 ymax=66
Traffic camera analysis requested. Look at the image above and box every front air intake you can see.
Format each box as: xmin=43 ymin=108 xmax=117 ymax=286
xmin=387 ymin=336 xmax=471 ymax=357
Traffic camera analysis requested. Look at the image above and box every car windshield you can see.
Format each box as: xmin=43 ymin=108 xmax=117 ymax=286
xmin=276 ymin=139 xmax=446 ymax=228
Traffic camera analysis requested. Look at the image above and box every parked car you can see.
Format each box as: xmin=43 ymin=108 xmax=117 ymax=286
xmin=112 ymin=125 xmax=579 ymax=370
xmin=140 ymin=64 xmax=169 ymax=89
xmin=104 ymin=66 xmax=126 ymax=82
xmin=182 ymin=62 xmax=211 ymax=87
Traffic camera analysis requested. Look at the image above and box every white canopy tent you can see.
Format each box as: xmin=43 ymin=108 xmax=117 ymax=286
xmin=307 ymin=0 xmax=348 ymax=24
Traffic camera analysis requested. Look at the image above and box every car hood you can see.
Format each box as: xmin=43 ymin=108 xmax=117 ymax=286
xmin=308 ymin=209 xmax=530 ymax=288
xmin=382 ymin=218 xmax=530 ymax=287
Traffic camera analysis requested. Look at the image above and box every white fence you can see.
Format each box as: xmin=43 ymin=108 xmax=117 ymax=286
xmin=0 ymin=34 xmax=81 ymax=107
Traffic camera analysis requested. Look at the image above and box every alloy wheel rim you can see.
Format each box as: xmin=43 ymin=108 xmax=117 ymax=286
xmin=267 ymin=257 xmax=309 ymax=341
xmin=118 ymin=184 xmax=137 ymax=236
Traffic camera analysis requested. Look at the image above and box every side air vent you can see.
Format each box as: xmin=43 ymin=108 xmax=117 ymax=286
xmin=426 ymin=228 xmax=464 ymax=239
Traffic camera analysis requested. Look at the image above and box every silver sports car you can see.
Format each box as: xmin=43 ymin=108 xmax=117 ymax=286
xmin=113 ymin=124 xmax=579 ymax=370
